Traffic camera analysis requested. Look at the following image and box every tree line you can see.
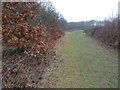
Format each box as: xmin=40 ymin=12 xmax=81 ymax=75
xmin=65 ymin=20 xmax=104 ymax=30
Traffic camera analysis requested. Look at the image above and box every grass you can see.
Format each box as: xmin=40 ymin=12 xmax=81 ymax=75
xmin=50 ymin=30 xmax=118 ymax=88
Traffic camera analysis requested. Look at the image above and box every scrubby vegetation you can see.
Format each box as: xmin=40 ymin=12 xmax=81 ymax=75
xmin=2 ymin=2 xmax=65 ymax=55
xmin=2 ymin=1 xmax=66 ymax=88
xmin=85 ymin=16 xmax=118 ymax=49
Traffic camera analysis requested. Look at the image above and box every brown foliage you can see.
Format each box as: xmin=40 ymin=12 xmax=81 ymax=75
xmin=2 ymin=2 xmax=64 ymax=55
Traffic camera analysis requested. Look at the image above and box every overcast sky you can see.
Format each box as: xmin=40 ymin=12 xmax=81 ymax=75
xmin=50 ymin=0 xmax=119 ymax=22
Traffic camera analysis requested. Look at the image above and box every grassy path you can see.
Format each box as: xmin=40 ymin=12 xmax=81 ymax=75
xmin=43 ymin=30 xmax=118 ymax=88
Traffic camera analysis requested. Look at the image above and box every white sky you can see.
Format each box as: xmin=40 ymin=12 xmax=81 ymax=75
xmin=50 ymin=0 xmax=119 ymax=22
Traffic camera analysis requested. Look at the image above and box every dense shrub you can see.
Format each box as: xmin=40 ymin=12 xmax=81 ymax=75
xmin=2 ymin=2 xmax=65 ymax=56
xmin=2 ymin=1 xmax=65 ymax=88
xmin=85 ymin=17 xmax=118 ymax=49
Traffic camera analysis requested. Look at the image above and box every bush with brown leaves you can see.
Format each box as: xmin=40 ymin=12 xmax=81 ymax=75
xmin=2 ymin=2 xmax=64 ymax=56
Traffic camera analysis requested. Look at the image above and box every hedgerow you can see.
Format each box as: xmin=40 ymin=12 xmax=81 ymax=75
xmin=2 ymin=2 xmax=65 ymax=56
xmin=85 ymin=17 xmax=118 ymax=49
